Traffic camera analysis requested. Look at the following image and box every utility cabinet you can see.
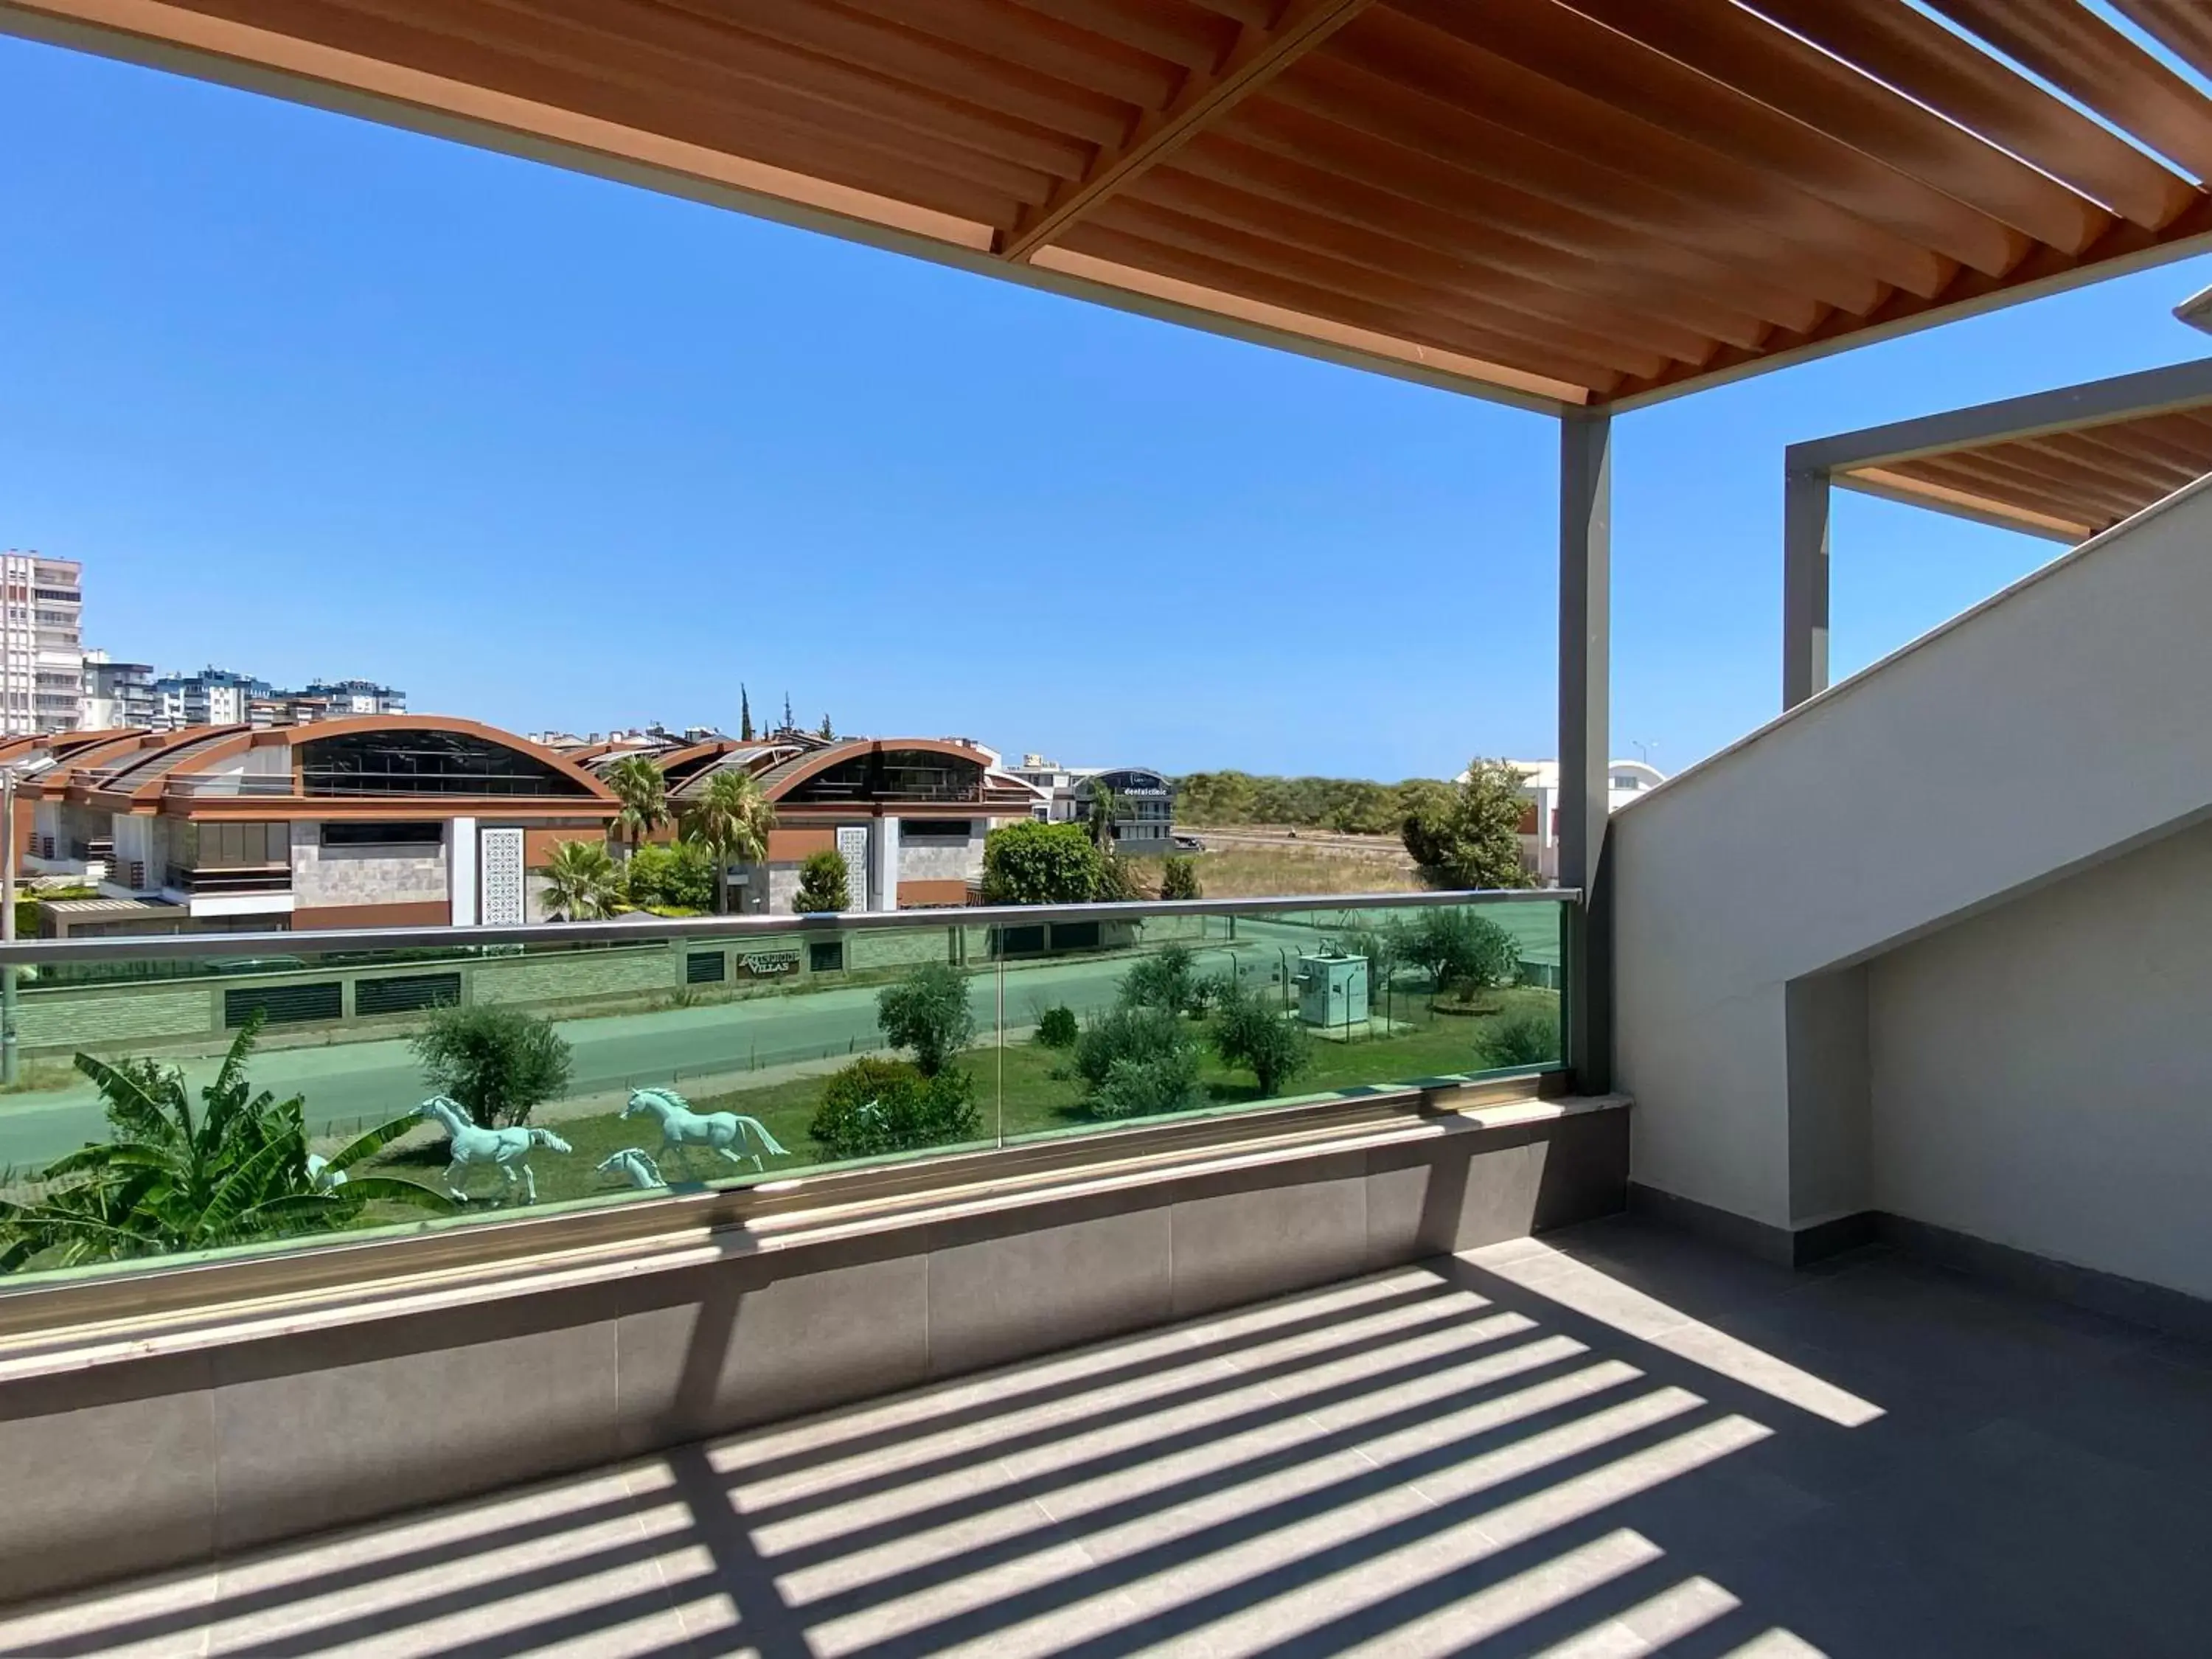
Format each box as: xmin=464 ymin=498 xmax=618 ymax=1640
xmin=1297 ymin=951 xmax=1369 ymax=1027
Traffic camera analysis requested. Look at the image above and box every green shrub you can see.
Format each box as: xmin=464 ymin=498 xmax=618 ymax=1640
xmin=1119 ymin=942 xmax=1197 ymax=1015
xmin=1075 ymin=1004 xmax=1198 ymax=1120
xmin=1035 ymin=1004 xmax=1079 ymax=1048
xmin=877 ymin=961 xmax=975 ymax=1076
xmin=622 ymin=841 xmax=716 ymax=912
xmin=810 ymin=1057 xmax=980 ymax=1160
xmin=1091 ymin=1048 xmax=1202 ymax=1121
xmin=981 ymin=821 xmax=1103 ymax=904
xmin=793 ymin=848 xmax=850 ymax=914
xmin=1158 ymin=855 xmax=1202 ymax=900
xmin=1186 ymin=972 xmax=1230 ymax=1016
xmin=1208 ymin=978 xmax=1312 ymax=1099
xmin=409 ymin=1002 xmax=572 ymax=1127
xmin=1478 ymin=1009 xmax=1562 ymax=1071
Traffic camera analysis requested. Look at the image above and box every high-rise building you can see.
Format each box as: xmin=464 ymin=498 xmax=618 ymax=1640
xmin=0 ymin=551 xmax=85 ymax=737
xmin=301 ymin=678 xmax=407 ymax=716
xmin=153 ymin=666 xmax=271 ymax=728
xmin=80 ymin=651 xmax=158 ymax=729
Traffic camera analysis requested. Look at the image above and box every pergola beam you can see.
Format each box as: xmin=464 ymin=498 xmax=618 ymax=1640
xmin=1788 ymin=355 xmax=2212 ymax=475
xmin=995 ymin=0 xmax=1377 ymax=264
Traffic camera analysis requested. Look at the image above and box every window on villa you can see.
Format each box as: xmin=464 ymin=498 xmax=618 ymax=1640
xmin=186 ymin=821 xmax=291 ymax=868
xmin=899 ymin=818 xmax=972 ymax=840
xmin=300 ymin=731 xmax=594 ymax=797
xmin=319 ymin=821 xmax=444 ymax=847
xmin=785 ymin=749 xmax=984 ymax=804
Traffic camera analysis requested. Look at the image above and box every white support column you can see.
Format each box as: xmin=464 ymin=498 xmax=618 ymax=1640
xmin=872 ymin=816 xmax=900 ymax=911
xmin=449 ymin=815 xmax=478 ymax=927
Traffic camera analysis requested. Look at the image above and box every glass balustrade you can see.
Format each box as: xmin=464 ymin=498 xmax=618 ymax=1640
xmin=0 ymin=892 xmax=1569 ymax=1284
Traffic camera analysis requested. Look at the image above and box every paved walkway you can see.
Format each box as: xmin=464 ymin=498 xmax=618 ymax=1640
xmin=6 ymin=1214 xmax=2210 ymax=1655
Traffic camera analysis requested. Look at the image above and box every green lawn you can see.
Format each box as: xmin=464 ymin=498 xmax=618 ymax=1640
xmin=360 ymin=985 xmax=1560 ymax=1208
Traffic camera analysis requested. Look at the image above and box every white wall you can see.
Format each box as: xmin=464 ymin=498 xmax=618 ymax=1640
xmin=1869 ymin=817 xmax=2212 ymax=1301
xmin=1613 ymin=476 xmax=2212 ymax=1234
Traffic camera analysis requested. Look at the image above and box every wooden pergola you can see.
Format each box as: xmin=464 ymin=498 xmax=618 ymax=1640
xmin=13 ymin=0 xmax=2212 ymax=1089
xmin=1784 ymin=357 xmax=2212 ymax=709
xmin=9 ymin=0 xmax=2212 ymax=413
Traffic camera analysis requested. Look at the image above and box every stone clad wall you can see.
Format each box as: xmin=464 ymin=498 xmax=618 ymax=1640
xmin=293 ymin=827 xmax=447 ymax=909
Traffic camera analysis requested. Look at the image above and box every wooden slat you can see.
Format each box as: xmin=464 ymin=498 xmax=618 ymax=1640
xmin=2009 ymin=431 xmax=2204 ymax=498
xmin=1611 ymin=191 xmax=2212 ymax=404
xmin=833 ymin=0 xmax=1184 ymax=108
xmin=1091 ymin=194 xmax=1676 ymax=376
xmin=1128 ymin=164 xmax=1725 ymax=364
xmin=2081 ymin=411 xmax=2212 ymax=475
xmin=1265 ymin=58 xmax=1874 ymax=324
xmin=189 ymin=0 xmax=1061 ymax=210
xmin=994 ymin=0 xmax=1231 ymax=74
xmin=1899 ymin=449 xmax=2150 ymax=524
xmin=1922 ymin=0 xmax=2212 ymax=181
xmin=652 ymin=0 xmax=1134 ymax=149
xmin=476 ymin=0 xmax=1095 ymax=176
xmin=2111 ymin=0 xmax=2212 ymax=83
xmin=1557 ymin=0 xmax=2110 ymax=253
xmin=998 ymin=0 xmax=1377 ymax=260
xmin=1057 ymin=220 xmax=1630 ymax=390
xmin=1930 ymin=441 xmax=2161 ymax=517
xmin=1841 ymin=466 xmax=2096 ymax=538
xmin=1172 ymin=126 xmax=1780 ymax=347
xmin=1393 ymin=0 xmax=2028 ymax=279
xmin=1746 ymin=0 xmax=2197 ymax=230
xmin=1329 ymin=10 xmax=1945 ymax=303
xmin=1879 ymin=458 xmax=2124 ymax=530
xmin=1030 ymin=243 xmax=1593 ymax=402
xmin=285 ymin=0 xmax=1088 ymax=187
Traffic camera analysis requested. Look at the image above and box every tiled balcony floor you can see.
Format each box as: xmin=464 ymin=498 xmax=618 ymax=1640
xmin=6 ymin=1214 xmax=2211 ymax=1658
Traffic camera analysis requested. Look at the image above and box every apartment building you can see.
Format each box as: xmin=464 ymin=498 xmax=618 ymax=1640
xmin=153 ymin=667 xmax=269 ymax=727
xmin=302 ymin=677 xmax=407 ymax=715
xmin=79 ymin=652 xmax=158 ymax=729
xmin=0 ymin=552 xmax=84 ymax=738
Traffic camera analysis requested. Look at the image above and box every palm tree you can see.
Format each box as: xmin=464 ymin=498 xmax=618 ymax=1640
xmin=684 ymin=767 xmax=777 ymax=914
xmin=0 ymin=1018 xmax=445 ymax=1270
xmin=604 ymin=754 xmax=668 ymax=860
xmin=1085 ymin=784 xmax=1125 ymax=853
xmin=539 ymin=838 xmax=620 ymax=920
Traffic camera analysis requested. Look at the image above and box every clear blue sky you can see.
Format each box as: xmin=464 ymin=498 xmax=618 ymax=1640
xmin=5 ymin=32 xmax=2210 ymax=782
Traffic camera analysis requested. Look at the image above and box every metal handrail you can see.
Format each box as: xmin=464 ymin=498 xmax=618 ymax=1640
xmin=0 ymin=886 xmax=1575 ymax=964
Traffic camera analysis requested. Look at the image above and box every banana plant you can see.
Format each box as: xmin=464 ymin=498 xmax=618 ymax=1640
xmin=0 ymin=1015 xmax=451 ymax=1272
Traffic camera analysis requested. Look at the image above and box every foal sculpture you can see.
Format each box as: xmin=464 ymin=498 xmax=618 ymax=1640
xmin=621 ymin=1087 xmax=789 ymax=1172
xmin=595 ymin=1147 xmax=667 ymax=1190
xmin=414 ymin=1095 xmax=572 ymax=1204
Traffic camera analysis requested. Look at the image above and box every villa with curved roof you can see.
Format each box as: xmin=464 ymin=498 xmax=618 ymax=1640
xmin=15 ymin=718 xmax=1046 ymax=930
xmin=22 ymin=716 xmax=619 ymax=933
xmin=732 ymin=737 xmax=1044 ymax=912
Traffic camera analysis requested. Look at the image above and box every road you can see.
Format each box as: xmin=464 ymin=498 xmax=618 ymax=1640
xmin=0 ymin=909 xmax=1560 ymax=1169
xmin=0 ymin=943 xmax=1259 ymax=1168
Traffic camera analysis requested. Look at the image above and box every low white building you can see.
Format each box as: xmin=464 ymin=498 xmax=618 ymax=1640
xmin=1497 ymin=758 xmax=1667 ymax=884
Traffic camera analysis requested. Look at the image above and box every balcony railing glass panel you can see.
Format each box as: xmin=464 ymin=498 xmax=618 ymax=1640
xmin=0 ymin=891 xmax=1568 ymax=1286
